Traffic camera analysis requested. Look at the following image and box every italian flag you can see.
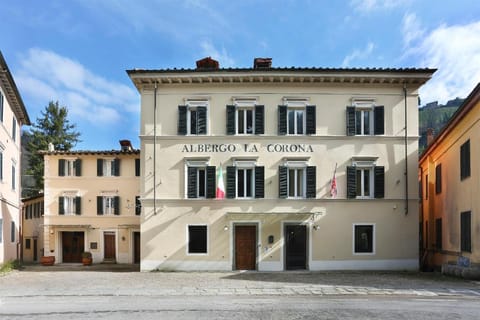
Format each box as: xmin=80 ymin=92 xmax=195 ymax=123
xmin=216 ymin=166 xmax=225 ymax=199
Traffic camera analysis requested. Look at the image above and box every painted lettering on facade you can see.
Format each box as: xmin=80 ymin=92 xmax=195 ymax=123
xmin=181 ymin=144 xmax=313 ymax=153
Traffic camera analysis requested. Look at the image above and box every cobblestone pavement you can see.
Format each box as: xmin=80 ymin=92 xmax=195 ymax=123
xmin=1 ymin=264 xmax=479 ymax=299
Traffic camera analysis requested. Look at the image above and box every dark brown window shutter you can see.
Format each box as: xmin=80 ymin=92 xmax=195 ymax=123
xmin=279 ymin=166 xmax=288 ymax=198
xmin=113 ymin=158 xmax=120 ymax=176
xmin=306 ymin=105 xmax=316 ymax=135
xmin=178 ymin=105 xmax=187 ymax=135
xmin=255 ymin=166 xmax=265 ymax=198
xmin=226 ymin=105 xmax=235 ymax=135
xmin=206 ymin=166 xmax=216 ymax=198
xmin=187 ymin=167 xmax=197 ymax=198
xmin=59 ymin=196 xmax=65 ymax=215
xmin=75 ymin=159 xmax=82 ymax=176
xmin=346 ymin=107 xmax=356 ymax=136
xmin=347 ymin=166 xmax=357 ymax=198
xmin=135 ymin=196 xmax=141 ymax=215
xmin=114 ymin=196 xmax=120 ymax=215
xmin=435 ymin=164 xmax=442 ymax=194
xmin=135 ymin=158 xmax=140 ymax=177
xmin=75 ymin=197 xmax=81 ymax=215
xmin=58 ymin=159 xmax=65 ymax=176
xmin=255 ymin=105 xmax=264 ymax=134
xmin=374 ymin=166 xmax=385 ymax=198
xmin=97 ymin=196 xmax=103 ymax=215
xmin=374 ymin=106 xmax=384 ymax=135
xmin=97 ymin=159 xmax=103 ymax=176
xmin=197 ymin=106 xmax=207 ymax=135
xmin=306 ymin=166 xmax=316 ymax=198
xmin=226 ymin=166 xmax=236 ymax=198
xmin=278 ymin=105 xmax=287 ymax=135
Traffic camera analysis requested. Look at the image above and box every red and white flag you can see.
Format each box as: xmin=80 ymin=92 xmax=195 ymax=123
xmin=330 ymin=163 xmax=337 ymax=198
xmin=216 ymin=166 xmax=225 ymax=199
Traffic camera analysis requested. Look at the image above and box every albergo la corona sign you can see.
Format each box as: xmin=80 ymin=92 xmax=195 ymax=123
xmin=181 ymin=143 xmax=314 ymax=153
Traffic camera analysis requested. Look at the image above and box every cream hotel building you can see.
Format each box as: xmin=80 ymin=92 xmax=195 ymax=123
xmin=128 ymin=58 xmax=435 ymax=272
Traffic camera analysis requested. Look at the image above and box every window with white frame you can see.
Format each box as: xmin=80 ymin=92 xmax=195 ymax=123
xmin=346 ymin=99 xmax=384 ymax=136
xmin=59 ymin=159 xmax=82 ymax=176
xmin=59 ymin=195 xmax=81 ymax=215
xmin=347 ymin=158 xmax=384 ymax=199
xmin=178 ymin=98 xmax=209 ymax=135
xmin=279 ymin=160 xmax=316 ymax=199
xmin=97 ymin=158 xmax=120 ymax=177
xmin=354 ymin=224 xmax=375 ymax=254
xmin=278 ymin=98 xmax=316 ymax=136
xmin=186 ymin=160 xmax=216 ymax=199
xmin=226 ymin=160 xmax=264 ymax=199
xmin=97 ymin=196 xmax=120 ymax=215
xmin=226 ymin=98 xmax=264 ymax=135
xmin=188 ymin=225 xmax=208 ymax=254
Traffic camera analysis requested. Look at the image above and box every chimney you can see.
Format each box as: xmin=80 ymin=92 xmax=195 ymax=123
xmin=253 ymin=57 xmax=272 ymax=69
xmin=196 ymin=57 xmax=219 ymax=70
xmin=48 ymin=142 xmax=54 ymax=152
xmin=119 ymin=140 xmax=133 ymax=152
xmin=426 ymin=128 xmax=435 ymax=146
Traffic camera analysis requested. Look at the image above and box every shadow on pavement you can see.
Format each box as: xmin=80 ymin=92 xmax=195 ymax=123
xmin=20 ymin=263 xmax=140 ymax=272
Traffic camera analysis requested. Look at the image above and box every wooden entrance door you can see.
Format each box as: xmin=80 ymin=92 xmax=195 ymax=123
xmin=62 ymin=232 xmax=84 ymax=263
xmin=133 ymin=232 xmax=140 ymax=263
xmin=104 ymin=233 xmax=116 ymax=261
xmin=285 ymin=225 xmax=307 ymax=270
xmin=235 ymin=225 xmax=256 ymax=270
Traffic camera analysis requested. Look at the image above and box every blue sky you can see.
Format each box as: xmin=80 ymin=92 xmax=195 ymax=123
xmin=1 ymin=0 xmax=479 ymax=150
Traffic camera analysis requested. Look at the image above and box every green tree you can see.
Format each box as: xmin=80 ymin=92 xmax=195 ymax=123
xmin=23 ymin=101 xmax=81 ymax=196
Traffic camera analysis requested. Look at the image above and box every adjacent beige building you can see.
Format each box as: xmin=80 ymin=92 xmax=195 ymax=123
xmin=0 ymin=51 xmax=31 ymax=264
xmin=419 ymin=83 xmax=480 ymax=270
xmin=128 ymin=58 xmax=435 ymax=271
xmin=41 ymin=140 xmax=141 ymax=264
xmin=21 ymin=195 xmax=44 ymax=263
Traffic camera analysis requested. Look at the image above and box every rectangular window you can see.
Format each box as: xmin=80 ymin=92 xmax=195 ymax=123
xmin=59 ymin=196 xmax=81 ymax=215
xmin=11 ymin=165 xmax=15 ymax=190
xmin=435 ymin=164 xmax=442 ymax=194
xmin=11 ymin=221 xmax=15 ymax=243
xmin=460 ymin=211 xmax=471 ymax=252
xmin=188 ymin=225 xmax=207 ymax=254
xmin=178 ymin=104 xmax=207 ymax=135
xmin=346 ymin=103 xmax=384 ymax=136
xmin=288 ymin=167 xmax=305 ymax=197
xmin=227 ymin=104 xmax=264 ymax=135
xmin=59 ymin=159 xmax=82 ymax=176
xmin=186 ymin=162 xmax=216 ymax=199
xmin=278 ymin=104 xmax=315 ymax=135
xmin=135 ymin=196 xmax=141 ymax=215
xmin=279 ymin=162 xmax=316 ymax=199
xmin=288 ymin=109 xmax=305 ymax=135
xmin=25 ymin=238 xmax=31 ymax=250
xmin=97 ymin=196 xmax=120 ymax=215
xmin=237 ymin=168 xmax=254 ymax=198
xmin=347 ymin=162 xmax=384 ymax=199
xmin=435 ymin=218 xmax=442 ymax=250
xmin=12 ymin=117 xmax=17 ymax=142
xmin=425 ymin=174 xmax=429 ymax=199
xmin=135 ymin=158 xmax=140 ymax=177
xmin=226 ymin=164 xmax=264 ymax=199
xmin=460 ymin=140 xmax=470 ymax=180
xmin=97 ymin=158 xmax=120 ymax=176
xmin=354 ymin=224 xmax=374 ymax=254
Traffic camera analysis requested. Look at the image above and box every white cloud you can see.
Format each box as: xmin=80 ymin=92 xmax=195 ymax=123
xmin=401 ymin=13 xmax=425 ymax=48
xmin=342 ymin=42 xmax=375 ymax=67
xmin=200 ymin=40 xmax=235 ymax=68
xmin=350 ymin=0 xmax=409 ymax=12
xmin=16 ymin=48 xmax=137 ymax=125
xmin=404 ymin=20 xmax=480 ymax=104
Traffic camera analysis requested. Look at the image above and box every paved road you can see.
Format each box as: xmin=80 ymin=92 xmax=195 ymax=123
xmin=1 ymin=266 xmax=479 ymax=319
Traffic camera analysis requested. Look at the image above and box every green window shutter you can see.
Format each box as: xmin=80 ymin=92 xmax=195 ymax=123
xmin=346 ymin=107 xmax=356 ymax=136
xmin=113 ymin=158 xmax=120 ymax=176
xmin=347 ymin=166 xmax=357 ymax=199
xmin=206 ymin=166 xmax=216 ymax=199
xmin=278 ymin=105 xmax=287 ymax=135
xmin=58 ymin=197 xmax=65 ymax=215
xmin=255 ymin=166 xmax=265 ymax=199
xmin=178 ymin=105 xmax=187 ymax=135
xmin=374 ymin=106 xmax=385 ymax=135
xmin=374 ymin=166 xmax=385 ymax=198
xmin=58 ymin=159 xmax=65 ymax=176
xmin=187 ymin=167 xmax=197 ymax=198
xmin=75 ymin=197 xmax=81 ymax=215
xmin=97 ymin=159 xmax=103 ymax=176
xmin=97 ymin=196 xmax=103 ymax=215
xmin=306 ymin=166 xmax=316 ymax=198
xmin=306 ymin=105 xmax=316 ymax=135
xmin=226 ymin=166 xmax=236 ymax=198
xmin=75 ymin=159 xmax=82 ymax=176
xmin=114 ymin=196 xmax=120 ymax=215
xmin=279 ymin=166 xmax=288 ymax=198
xmin=135 ymin=158 xmax=140 ymax=177
xmin=197 ymin=106 xmax=207 ymax=135
xmin=226 ymin=105 xmax=236 ymax=135
xmin=135 ymin=196 xmax=141 ymax=215
xmin=435 ymin=164 xmax=442 ymax=194
xmin=255 ymin=105 xmax=265 ymax=135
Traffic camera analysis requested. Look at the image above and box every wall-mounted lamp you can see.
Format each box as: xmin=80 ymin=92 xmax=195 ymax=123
xmin=313 ymin=225 xmax=320 ymax=231
xmin=122 ymin=236 xmax=126 ymax=241
xmin=223 ymin=225 xmax=229 ymax=231
xmin=49 ymin=230 xmax=54 ymax=235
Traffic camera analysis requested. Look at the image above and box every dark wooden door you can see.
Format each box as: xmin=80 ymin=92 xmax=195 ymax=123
xmin=62 ymin=232 xmax=84 ymax=263
xmin=133 ymin=232 xmax=140 ymax=263
xmin=235 ymin=225 xmax=256 ymax=270
xmin=285 ymin=225 xmax=307 ymax=270
xmin=33 ymin=239 xmax=38 ymax=261
xmin=104 ymin=233 xmax=116 ymax=260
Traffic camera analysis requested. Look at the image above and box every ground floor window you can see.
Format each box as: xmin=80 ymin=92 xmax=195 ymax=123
xmin=354 ymin=224 xmax=374 ymax=254
xmin=25 ymin=238 xmax=31 ymax=250
xmin=188 ymin=225 xmax=207 ymax=254
xmin=460 ymin=211 xmax=471 ymax=252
